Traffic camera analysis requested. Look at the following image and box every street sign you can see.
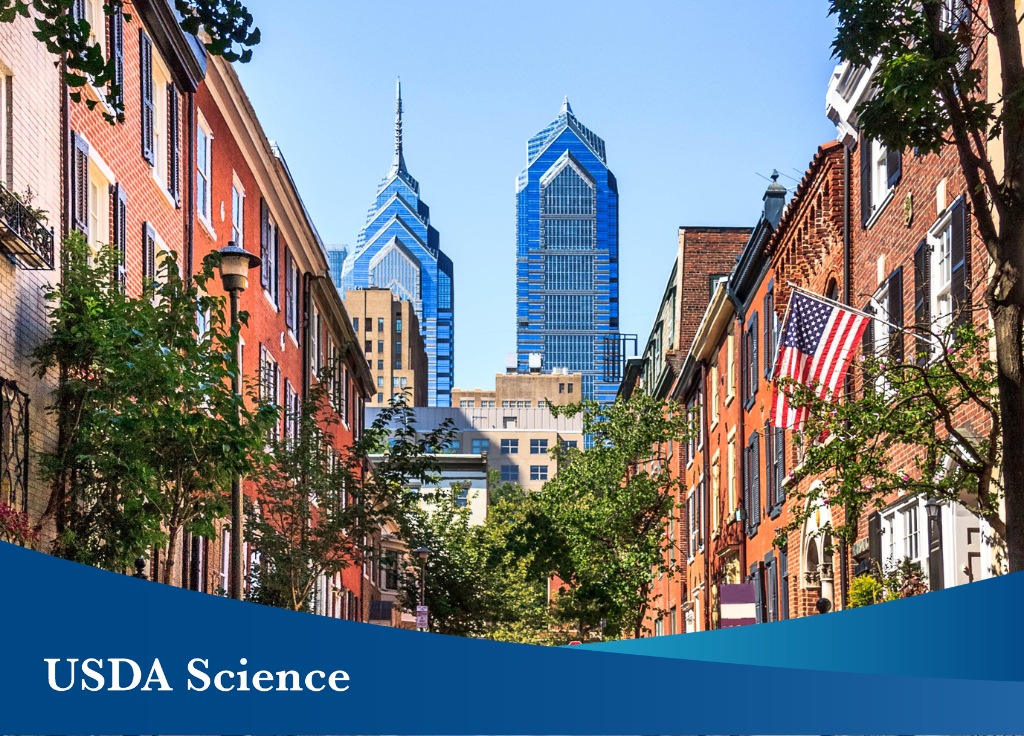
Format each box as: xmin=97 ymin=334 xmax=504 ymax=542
xmin=416 ymin=605 xmax=428 ymax=629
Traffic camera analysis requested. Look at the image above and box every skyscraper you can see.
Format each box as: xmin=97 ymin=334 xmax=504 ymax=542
xmin=515 ymin=98 xmax=620 ymax=403
xmin=341 ymin=80 xmax=455 ymax=407
xmin=326 ymin=244 xmax=348 ymax=288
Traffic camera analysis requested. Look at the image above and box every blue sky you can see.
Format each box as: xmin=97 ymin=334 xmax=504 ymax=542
xmin=236 ymin=0 xmax=840 ymax=392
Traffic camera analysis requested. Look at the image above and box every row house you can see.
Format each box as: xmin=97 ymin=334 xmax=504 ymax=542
xmin=632 ymin=25 xmax=1001 ymax=632
xmin=0 ymin=11 xmax=62 ymax=536
xmin=0 ymin=3 xmax=377 ymax=619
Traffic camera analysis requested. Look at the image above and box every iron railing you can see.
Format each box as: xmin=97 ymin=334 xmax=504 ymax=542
xmin=0 ymin=183 xmax=54 ymax=270
xmin=1 ymin=378 xmax=30 ymax=512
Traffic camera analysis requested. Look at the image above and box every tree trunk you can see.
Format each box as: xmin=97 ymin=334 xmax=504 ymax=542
xmin=163 ymin=526 xmax=179 ymax=586
xmin=994 ymin=302 xmax=1024 ymax=572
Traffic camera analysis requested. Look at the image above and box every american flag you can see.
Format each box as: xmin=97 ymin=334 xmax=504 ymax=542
xmin=771 ymin=290 xmax=870 ymax=431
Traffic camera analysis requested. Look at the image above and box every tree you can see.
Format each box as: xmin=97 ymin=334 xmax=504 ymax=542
xmin=2 ymin=0 xmax=259 ymax=123
xmin=776 ymin=320 xmax=1004 ymax=571
xmin=831 ymin=0 xmax=1024 ymax=568
xmin=513 ymin=392 xmax=692 ymax=640
xmin=246 ymin=392 xmax=456 ymax=612
xmin=33 ymin=234 xmax=275 ymax=576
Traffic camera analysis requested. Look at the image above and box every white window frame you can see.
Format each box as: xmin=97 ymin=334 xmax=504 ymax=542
xmin=865 ymin=138 xmax=897 ymax=228
xmin=881 ymin=498 xmax=926 ymax=572
xmin=929 ymin=209 xmax=955 ymax=336
xmin=196 ymin=111 xmax=214 ymax=236
xmin=870 ymin=280 xmax=892 ymax=394
xmin=231 ymin=175 xmax=245 ymax=246
xmin=150 ymin=51 xmax=174 ymax=205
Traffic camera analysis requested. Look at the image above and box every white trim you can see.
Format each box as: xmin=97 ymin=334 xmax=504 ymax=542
xmin=864 ymin=186 xmax=895 ymax=229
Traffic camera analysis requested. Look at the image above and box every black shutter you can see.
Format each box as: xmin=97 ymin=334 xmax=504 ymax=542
xmin=259 ymin=198 xmax=271 ymax=290
xmin=953 ymin=0 xmax=972 ymax=76
xmin=779 ymin=547 xmax=790 ymax=620
xmin=766 ymin=552 xmax=778 ymax=623
xmin=696 ymin=479 xmax=703 ymax=549
xmin=142 ymin=222 xmax=156 ymax=282
xmin=71 ymin=132 xmax=90 ymax=237
xmin=273 ymin=227 xmax=281 ymax=304
xmin=751 ymin=562 xmax=764 ymax=624
xmin=284 ymin=250 xmax=294 ymax=330
xmin=741 ymin=326 xmax=749 ymax=406
xmin=111 ymin=183 xmax=127 ymax=289
xmin=887 ymin=267 xmax=904 ymax=363
xmin=886 ymin=146 xmax=902 ymax=189
xmin=763 ymin=289 xmax=773 ymax=378
xmin=109 ymin=3 xmax=124 ymax=109
xmin=861 ymin=301 xmax=876 ymax=395
xmin=750 ymin=432 xmax=760 ymax=527
xmin=139 ymin=30 xmax=154 ymax=165
xmin=168 ymin=83 xmax=180 ymax=206
xmin=742 ymin=445 xmax=751 ymax=536
xmin=950 ymin=197 xmax=972 ymax=332
xmin=775 ymin=425 xmax=785 ymax=507
xmin=751 ymin=312 xmax=759 ymax=401
xmin=764 ymin=421 xmax=774 ymax=512
xmin=860 ymin=131 xmax=872 ymax=226
xmin=913 ymin=239 xmax=931 ymax=364
xmin=867 ymin=512 xmax=882 ymax=569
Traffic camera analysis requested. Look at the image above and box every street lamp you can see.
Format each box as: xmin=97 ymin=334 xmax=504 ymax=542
xmin=415 ymin=547 xmax=430 ymax=630
xmin=216 ymin=241 xmax=261 ymax=602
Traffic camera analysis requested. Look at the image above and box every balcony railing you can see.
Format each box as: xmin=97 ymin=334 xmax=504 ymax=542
xmin=0 ymin=183 xmax=54 ymax=270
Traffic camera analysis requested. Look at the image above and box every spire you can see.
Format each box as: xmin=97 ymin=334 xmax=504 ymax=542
xmin=560 ymin=95 xmax=572 ymax=116
xmin=392 ymin=77 xmax=406 ymax=175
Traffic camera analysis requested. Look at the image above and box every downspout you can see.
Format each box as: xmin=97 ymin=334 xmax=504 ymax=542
xmin=186 ymin=91 xmax=195 ymax=276
xmin=736 ymin=314 xmax=747 ymax=589
xmin=302 ymin=273 xmax=312 ymax=399
xmin=839 ymin=143 xmax=852 ymax=612
xmin=61 ymin=55 xmax=70 ymax=240
xmin=700 ymin=359 xmax=712 ymax=632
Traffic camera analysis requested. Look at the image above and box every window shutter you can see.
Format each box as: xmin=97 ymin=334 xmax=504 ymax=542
xmin=740 ymin=326 xmax=749 ymax=407
xmin=750 ymin=312 xmax=759 ymax=401
xmin=861 ymin=301 xmax=875 ymax=395
xmin=887 ymin=267 xmax=904 ymax=363
xmin=111 ymin=184 xmax=128 ymax=289
xmin=953 ymin=0 xmax=972 ymax=75
xmin=284 ymin=250 xmax=294 ymax=330
xmin=763 ymin=290 xmax=773 ymax=378
xmin=763 ymin=421 xmax=773 ymax=510
xmin=696 ymin=480 xmax=703 ymax=549
xmin=168 ymin=83 xmax=181 ymax=206
xmin=867 ymin=512 xmax=882 ymax=568
xmin=766 ymin=552 xmax=778 ymax=622
xmin=109 ymin=4 xmax=124 ymax=109
xmin=886 ymin=146 xmax=902 ymax=189
xmin=775 ymin=426 xmax=785 ymax=507
xmin=750 ymin=432 xmax=760 ymax=527
xmin=72 ymin=0 xmax=85 ymax=23
xmin=751 ymin=562 xmax=764 ymax=624
xmin=139 ymin=30 xmax=154 ymax=165
xmin=779 ymin=547 xmax=790 ymax=620
xmin=913 ymin=239 xmax=931 ymax=364
xmin=743 ymin=444 xmax=751 ymax=536
xmin=273 ymin=227 xmax=282 ymax=304
xmin=71 ymin=132 xmax=90 ymax=237
xmin=950 ymin=197 xmax=972 ymax=332
xmin=860 ymin=131 xmax=872 ymax=226
xmin=259 ymin=198 xmax=270 ymax=290
xmin=142 ymin=221 xmax=156 ymax=282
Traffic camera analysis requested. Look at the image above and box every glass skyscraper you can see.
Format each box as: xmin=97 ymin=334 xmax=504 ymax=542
xmin=341 ymin=81 xmax=454 ymax=407
xmin=326 ymin=245 xmax=348 ymax=288
xmin=516 ymin=98 xmax=619 ymax=403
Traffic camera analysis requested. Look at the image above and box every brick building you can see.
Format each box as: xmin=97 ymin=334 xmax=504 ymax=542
xmin=0 ymin=10 xmax=62 ymax=538
xmin=452 ymin=366 xmax=584 ymax=410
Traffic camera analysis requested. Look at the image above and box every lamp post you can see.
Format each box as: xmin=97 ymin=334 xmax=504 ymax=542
xmin=415 ymin=547 xmax=430 ymax=630
xmin=216 ymin=241 xmax=261 ymax=601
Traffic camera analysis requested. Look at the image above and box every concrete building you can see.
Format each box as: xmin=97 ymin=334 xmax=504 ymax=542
xmin=344 ymin=286 xmax=428 ymax=407
xmin=452 ymin=363 xmax=583 ymax=409
xmin=367 ymin=406 xmax=583 ymax=493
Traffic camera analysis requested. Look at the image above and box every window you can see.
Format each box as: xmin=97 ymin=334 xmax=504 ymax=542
xmin=148 ymin=50 xmax=175 ymax=196
xmin=400 ymin=377 xmax=407 ymax=388
xmin=726 ymin=332 xmax=736 ymax=401
xmin=352 ymin=317 xmax=359 ymax=333
xmin=500 ymin=465 xmax=519 ymax=482
xmin=563 ymin=440 xmax=577 ymax=449
xmin=710 ymin=273 xmax=729 ymax=298
xmin=471 ymin=439 xmax=487 ymax=454
xmin=710 ymin=348 xmax=720 ymax=426
xmin=668 ymin=515 xmax=676 ymax=567
xmin=670 ymin=607 xmax=677 ymax=636
xmin=711 ymin=452 xmax=721 ymax=531
xmin=728 ymin=429 xmax=737 ymax=515
xmin=765 ymin=422 xmax=785 ymax=517
xmin=743 ymin=312 xmax=759 ymax=408
xmin=567 ymin=383 xmax=573 ymax=394
xmin=377 ymin=360 xmax=383 ymax=370
xmin=860 ymin=129 xmax=901 ymax=226
xmin=377 ymin=392 xmax=383 ymax=403
xmin=685 ymin=393 xmax=697 ymax=466
xmin=196 ymin=117 xmax=212 ymax=223
xmin=259 ymin=345 xmax=280 ymax=441
xmin=378 ymin=317 xmax=384 ymax=332
xmin=366 ymin=318 xmax=373 ymax=332
xmin=501 ymin=439 xmax=518 ymax=454
xmin=377 ymin=341 xmax=384 ymax=353
xmin=903 ymin=506 xmax=920 ymax=561
xmin=925 ymin=197 xmax=971 ymax=340
xmin=232 ymin=182 xmax=244 ymax=244
xmin=377 ymin=376 xmax=384 ymax=388
xmin=364 ymin=340 xmax=371 ymax=353
xmin=259 ymin=199 xmax=279 ymax=304
xmin=864 ymin=268 xmax=904 ymax=392
xmin=559 ymin=383 xmax=565 ymax=394
xmin=396 ymin=318 xmax=402 ymax=333
xmin=654 ymin=618 xmax=664 ymax=637
xmin=396 ymin=341 xmax=402 ymax=357
xmin=530 ymin=465 xmax=548 ymax=481
xmin=0 ymin=378 xmax=29 ymax=512
xmin=530 ymin=438 xmax=548 ymax=454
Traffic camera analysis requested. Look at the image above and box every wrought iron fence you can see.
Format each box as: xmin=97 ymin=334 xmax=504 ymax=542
xmin=0 ymin=183 xmax=55 ymax=270
xmin=1 ymin=378 xmax=30 ymax=511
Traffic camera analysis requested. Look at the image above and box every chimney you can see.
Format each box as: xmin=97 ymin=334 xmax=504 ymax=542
xmin=763 ymin=169 xmax=787 ymax=228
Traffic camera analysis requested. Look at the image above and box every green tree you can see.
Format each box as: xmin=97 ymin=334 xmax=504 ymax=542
xmin=3 ymin=0 xmax=258 ymax=123
xmin=831 ymin=0 xmax=1024 ymax=568
xmin=246 ymin=392 xmax=456 ymax=612
xmin=33 ymin=234 xmax=275 ymax=576
xmin=776 ymin=321 xmax=1003 ymax=568
xmin=513 ymin=392 xmax=692 ymax=640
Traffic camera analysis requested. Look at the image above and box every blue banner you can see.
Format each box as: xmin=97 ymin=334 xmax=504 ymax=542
xmin=1 ymin=540 xmax=1022 ymax=734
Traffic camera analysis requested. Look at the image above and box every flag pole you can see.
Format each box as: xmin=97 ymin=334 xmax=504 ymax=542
xmin=785 ymin=281 xmax=911 ymax=338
